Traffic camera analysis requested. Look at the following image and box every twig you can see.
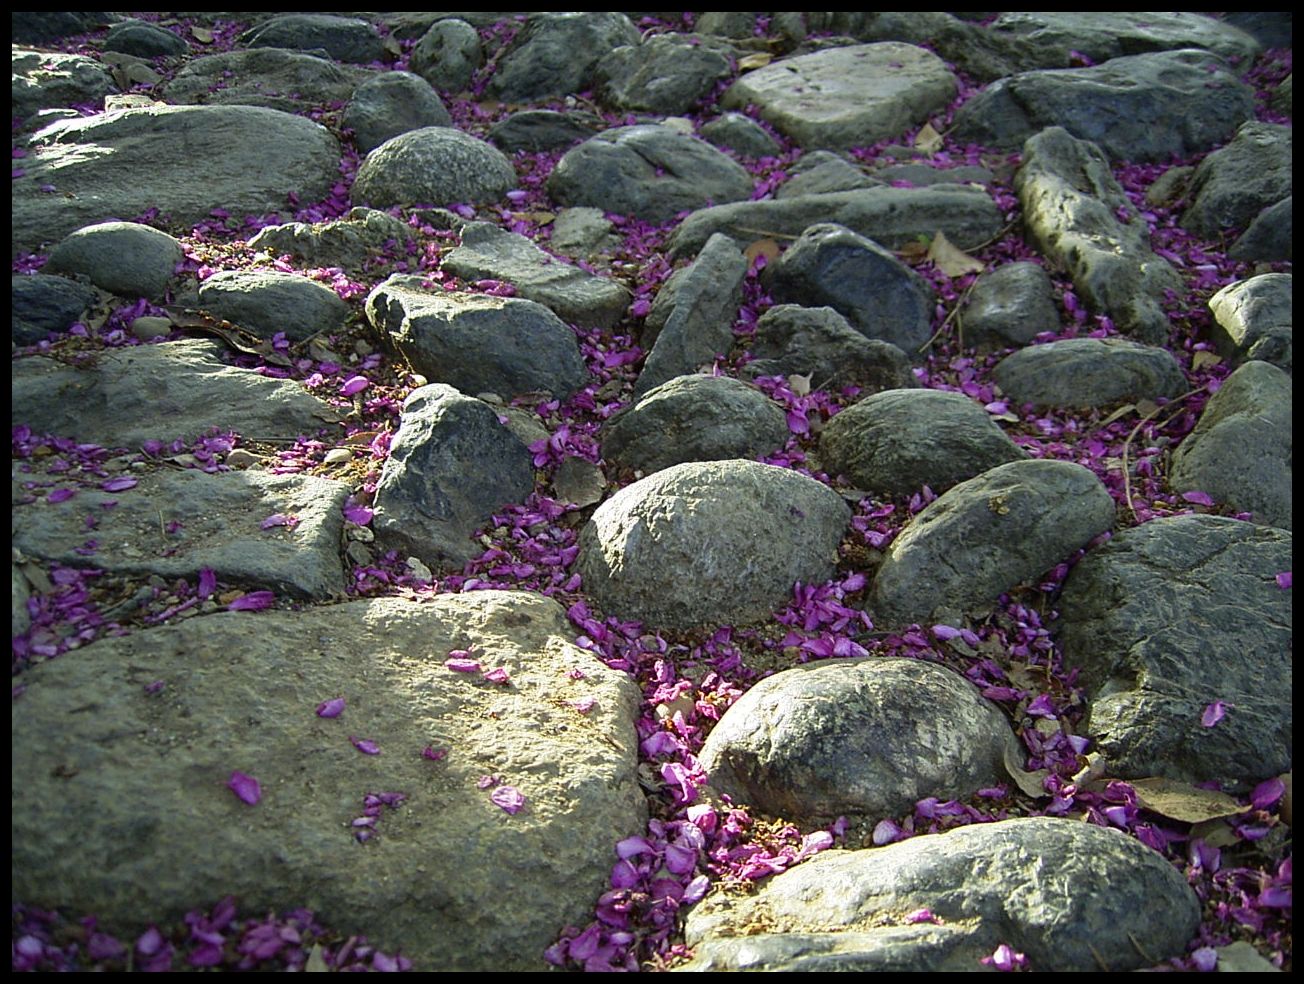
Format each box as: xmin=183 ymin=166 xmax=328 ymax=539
xmin=919 ymin=278 xmax=979 ymax=352
xmin=1120 ymin=386 xmax=1205 ymax=522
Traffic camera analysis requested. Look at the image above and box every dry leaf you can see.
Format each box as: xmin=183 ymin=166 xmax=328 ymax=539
xmin=1190 ymin=817 xmax=1240 ymax=848
xmin=1214 ymin=941 xmax=1281 ymax=973
xmin=304 ymin=944 xmax=329 ymax=972
xmin=191 ymin=26 xmax=215 ymax=43
xmin=744 ymin=238 xmax=781 ymax=266
xmin=737 ymin=52 xmax=773 ymax=71
xmin=787 ymin=373 xmax=812 ymax=397
xmin=914 ymin=121 xmax=944 ymax=155
xmin=1003 ymin=742 xmax=1049 ymax=797
xmin=522 ymin=211 xmax=555 ymax=226
xmin=1131 ymin=777 xmax=1244 ymax=823
xmin=1191 ymin=350 xmax=1222 ymax=370
xmin=344 ymin=430 xmax=382 ymax=446
xmin=1135 ymin=398 xmax=1160 ymax=418
xmin=925 ymin=230 xmax=984 ymax=278
xmin=1099 ymin=403 xmax=1137 ymax=427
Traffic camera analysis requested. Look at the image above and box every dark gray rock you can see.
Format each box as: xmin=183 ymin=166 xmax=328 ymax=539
xmin=442 ymin=222 xmax=630 ymax=329
xmin=722 ymin=43 xmax=956 ymax=151
xmin=1229 ymin=196 xmax=1292 ymax=263
xmin=487 ymin=12 xmax=640 ymax=102
xmin=776 ymin=156 xmax=878 ymax=199
xmin=547 ymin=124 xmax=755 ymax=225
xmin=12 ymin=49 xmax=115 ymax=123
xmin=683 ymin=818 xmax=1201 ymax=972
xmin=197 ymin=270 xmax=351 ymax=342
xmin=241 ymin=13 xmax=386 ymax=64
xmin=549 ymin=207 xmax=619 ymax=259
xmin=163 ymin=48 xmax=363 ymax=112
xmin=352 ymin=127 xmax=516 ymax=209
xmin=873 ymin=162 xmax=994 ymax=187
xmin=1271 ymin=73 xmax=1292 ymax=116
xmin=820 ymin=389 xmax=1026 ymax=498
xmin=487 ymin=110 xmax=604 ymax=153
xmin=1207 ymin=273 xmax=1292 ymax=373
xmin=103 ymin=18 xmax=189 ymax=57
xmin=46 ymin=221 xmax=183 ymax=302
xmin=602 ymin=375 xmax=788 ymax=476
xmin=698 ymin=657 xmax=1019 ymax=826
xmin=1058 ymin=515 xmax=1292 ymax=787
xmin=595 ymin=34 xmax=733 ymax=115
xmin=959 ymin=261 xmax=1059 ymax=350
xmin=576 ymin=459 xmax=851 ymax=631
xmin=12 ymin=563 xmax=32 ymax=637
xmin=247 ymin=207 xmax=417 ymax=270
xmin=744 ymin=304 xmax=915 ymax=393
xmin=1220 ymin=12 xmax=1293 ymax=49
xmin=410 ymin=18 xmax=482 ymax=92
xmin=11 ymin=590 xmax=645 ymax=972
xmin=11 ymin=12 xmax=112 ymax=45
xmin=870 ymin=459 xmax=1115 ymax=627
xmin=694 ymin=12 xmax=756 ymax=38
xmin=700 ymin=112 xmax=782 ymax=158
xmin=1182 ymin=122 xmax=1292 ymax=238
xmin=767 ymin=223 xmax=936 ymax=358
xmin=342 ymin=71 xmax=452 ymax=153
xmin=1169 ymin=361 xmax=1292 ymax=530
xmin=994 ymin=337 xmax=1187 ymax=409
xmin=365 ymin=275 xmax=589 ymax=400
xmin=12 ymin=274 xmax=100 ymax=344
xmin=988 ymin=12 xmax=1261 ymax=66
xmin=952 ymin=50 xmax=1255 ymax=162
xmin=1015 ymin=127 xmax=1182 ymax=345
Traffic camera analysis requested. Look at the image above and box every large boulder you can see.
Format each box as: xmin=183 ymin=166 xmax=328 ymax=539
xmin=162 ymin=48 xmax=363 ymax=112
xmin=241 ymin=13 xmax=387 ymax=64
xmin=11 ymin=48 xmax=114 ymax=123
xmin=1181 ymin=121 xmax=1292 ymax=238
xmin=11 ymin=274 xmax=100 ymax=344
xmin=410 ymin=18 xmax=483 ymax=92
xmin=993 ymin=337 xmax=1187 ymax=409
xmin=486 ymin=12 xmax=640 ymax=102
xmin=352 ymin=127 xmax=516 ymax=209
xmin=45 ymin=221 xmax=183 ymax=301
xmin=1207 ymin=273 xmax=1292 ymax=373
xmin=595 ymin=34 xmax=733 ymax=115
xmin=198 ymin=270 xmax=351 ymax=342
xmin=743 ymin=305 xmax=915 ymax=394
xmin=247 ymin=207 xmax=418 ymax=270
xmin=958 ymin=261 xmax=1060 ymax=351
xmin=987 ymin=12 xmax=1261 ymax=66
xmin=342 ymin=71 xmax=452 ymax=153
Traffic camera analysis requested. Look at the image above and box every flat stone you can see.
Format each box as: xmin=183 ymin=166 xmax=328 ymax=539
xmin=1207 ymin=273 xmax=1292 ymax=373
xmin=993 ymin=337 xmax=1187 ymax=409
xmin=1182 ymin=122 xmax=1292 ymax=238
xmin=776 ymin=157 xmax=879 ymax=199
xmin=352 ymin=127 xmax=517 ymax=209
xmin=957 ymin=261 xmax=1059 ymax=350
xmin=103 ymin=19 xmax=190 ymax=58
xmin=162 ymin=48 xmax=364 ymax=112
xmin=487 ymin=110 xmax=604 ymax=153
xmin=987 ymin=12 xmax=1261 ymax=66
xmin=700 ymin=112 xmax=782 ymax=158
xmin=743 ymin=304 xmax=915 ymax=393
xmin=198 ymin=270 xmax=351 ymax=342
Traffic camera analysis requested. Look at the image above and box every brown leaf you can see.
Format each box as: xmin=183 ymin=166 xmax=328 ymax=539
xmin=1131 ymin=777 xmax=1244 ymax=823
xmin=1098 ymin=403 xmax=1137 ymax=427
xmin=191 ymin=26 xmax=215 ymax=43
xmin=737 ymin=52 xmax=773 ymax=71
xmin=914 ymin=121 xmax=944 ymax=155
xmin=786 ymin=373 xmax=812 ymax=397
xmin=1190 ymin=817 xmax=1240 ymax=848
xmin=344 ymin=430 xmax=382 ymax=446
xmin=896 ymin=239 xmax=930 ymax=263
xmin=1004 ymin=741 xmax=1049 ymax=798
xmin=744 ymin=238 xmax=781 ymax=266
xmin=926 ymin=230 xmax=984 ymax=278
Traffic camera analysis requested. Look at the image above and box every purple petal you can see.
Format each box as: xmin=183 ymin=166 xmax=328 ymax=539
xmin=350 ymin=736 xmax=381 ymax=755
xmin=197 ymin=568 xmax=217 ymax=599
xmin=260 ymin=513 xmax=297 ymax=529
xmin=340 ymin=375 xmax=370 ymax=396
xmin=1180 ymin=490 xmax=1215 ymax=506
xmin=931 ymin=624 xmax=962 ymax=641
xmin=422 ymin=745 xmax=448 ymax=761
xmin=445 ymin=657 xmax=482 ymax=673
xmin=227 ymin=591 xmax=275 ymax=611
xmin=906 ymin=908 xmax=938 ymax=924
xmin=1191 ymin=947 xmax=1218 ymax=972
xmin=663 ymin=841 xmax=697 ymax=875
xmin=482 ymin=666 xmax=510 ymax=685
xmin=136 ymin=926 xmax=166 ymax=956
xmin=1201 ymin=701 xmax=1228 ymax=728
xmin=344 ymin=504 xmax=374 ymax=525
xmin=611 ymin=859 xmax=640 ymax=889
xmin=682 ymin=874 xmax=711 ymax=904
xmin=47 ymin=487 xmax=76 ymax=503
xmin=100 ymin=476 xmax=138 ymax=492
xmin=616 ymin=835 xmax=655 ymax=859
xmin=872 ymin=819 xmax=903 ymax=845
xmin=316 ymin=697 xmax=346 ymax=718
xmin=1276 ymin=571 xmax=1292 ymax=589
xmin=227 ymin=771 xmax=261 ymax=805
xmin=1250 ymin=776 xmax=1286 ymax=810
xmin=490 ymin=784 xmax=526 ymax=814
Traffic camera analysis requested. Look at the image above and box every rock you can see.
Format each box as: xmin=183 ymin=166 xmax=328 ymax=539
xmin=767 ymin=223 xmax=936 ymax=358
xmin=248 ymin=207 xmax=417 ymax=270
xmin=487 ymin=110 xmax=603 ymax=153
xmin=372 ymin=385 xmax=534 ymax=569
xmin=197 ymin=270 xmax=351 ymax=342
xmin=722 ymin=43 xmax=956 ymax=151
xmin=163 ymin=48 xmax=363 ymax=112
xmin=549 ymin=207 xmax=619 ymax=259
xmin=1168 ymin=361 xmax=1292 ymax=529
xmin=241 ymin=13 xmax=387 ymax=64
xmin=352 ymin=127 xmax=516 ymax=209
xmin=103 ymin=18 xmax=189 ymax=58
xmin=683 ymin=818 xmax=1200 ymax=972
xmin=870 ymin=459 xmax=1115 ymax=627
xmin=45 ymin=221 xmax=183 ymax=302
xmin=11 ymin=590 xmax=645 ymax=971
xmin=11 ymin=12 xmax=112 ymax=45
xmin=342 ymin=71 xmax=452 ymax=153
xmin=12 ymin=274 xmax=101 ymax=344
xmin=1207 ymin=274 xmax=1292 ymax=373
xmin=1220 ymin=12 xmax=1293 ymax=49
xmin=777 ymin=156 xmax=878 ymax=199
xmin=576 ymin=460 xmax=850 ymax=631
xmin=874 ymin=162 xmax=994 ymax=187
xmin=1229 ymin=196 xmax=1292 ymax=263
xmin=952 ymin=50 xmax=1255 ymax=162
xmin=602 ymin=375 xmax=788 ymax=476
xmin=993 ymin=338 xmax=1187 ymax=409
xmin=1058 ymin=515 xmax=1292 ymax=786
xmin=10 ymin=340 xmax=343 ymax=448
xmin=700 ymin=112 xmax=782 ymax=158
xmin=11 ymin=49 xmax=115 ymax=123
xmin=595 ymin=34 xmax=733 ymax=115
xmin=487 ymin=12 xmax=640 ymax=103
xmin=410 ymin=18 xmax=482 ymax=92
xmin=13 ymin=105 xmax=340 ymax=255
xmin=957 ymin=261 xmax=1059 ymax=351
xmin=551 ymin=457 xmax=606 ymax=509
xmin=1271 ymin=73 xmax=1292 ymax=116
xmin=695 ymin=12 xmax=756 ymax=38
xmin=14 ymin=470 xmax=348 ymax=600
xmin=698 ymin=657 xmax=1019 ymax=825
xmin=743 ymin=305 xmax=915 ymax=393
xmin=1014 ymin=127 xmax=1181 ymax=345
xmin=547 ymin=125 xmax=754 ymax=225
xmin=820 ymin=389 xmax=1026 ymax=498
xmin=366 ymin=275 xmax=589 ymax=400
xmin=1182 ymin=122 xmax=1292 ymax=238
xmin=988 ymin=12 xmax=1261 ymax=65
xmin=12 ymin=562 xmax=32 ymax=637
xmin=442 ymin=222 xmax=630 ymax=329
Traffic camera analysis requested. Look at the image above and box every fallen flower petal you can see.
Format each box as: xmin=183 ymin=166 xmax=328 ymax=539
xmin=1201 ymin=701 xmax=1228 ymax=728
xmin=227 ymin=591 xmax=276 ymax=611
xmin=227 ymin=771 xmax=261 ymax=805
xmin=350 ymin=736 xmax=381 ymax=755
xmin=316 ymin=697 xmax=346 ymax=718
xmin=445 ymin=657 xmax=482 ymax=673
xmin=47 ymin=487 xmax=76 ymax=503
xmin=491 ymin=784 xmax=526 ymax=814
xmin=1276 ymin=571 xmax=1292 ymax=589
xmin=100 ymin=476 xmax=138 ymax=492
xmin=483 ymin=666 xmax=511 ymax=684
xmin=422 ymin=745 xmax=448 ymax=761
xmin=340 ymin=375 xmax=370 ymax=396
xmin=260 ymin=513 xmax=299 ymax=529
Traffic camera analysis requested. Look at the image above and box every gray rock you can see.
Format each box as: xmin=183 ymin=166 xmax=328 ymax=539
xmin=602 ymin=375 xmax=788 ymax=476
xmin=12 ymin=274 xmax=101 ymax=344
xmin=576 ymin=459 xmax=851 ymax=631
xmin=366 ymin=275 xmax=588 ymax=400
xmin=442 ymin=222 xmax=630 ymax=329
xmin=873 ymin=162 xmax=994 ymax=187
xmin=994 ymin=337 xmax=1187 ymax=409
xmin=13 ymin=470 xmax=347 ymax=600
xmin=820 ymin=389 xmax=1027 ymax=499
xmin=700 ymin=112 xmax=782 ymax=158
xmin=952 ymin=50 xmax=1255 ymax=162
xmin=988 ymin=12 xmax=1261 ymax=66
xmin=776 ymin=157 xmax=878 ymax=199
xmin=547 ymin=124 xmax=755 ymax=225
xmin=1229 ymin=196 xmax=1292 ymax=263
xmin=10 ymin=340 xmax=343 ymax=448
xmin=1220 ymin=12 xmax=1293 ymax=50
xmin=352 ymin=126 xmax=516 ymax=209
xmin=380 ymin=11 xmax=519 ymax=39
xmin=669 ymin=184 xmax=1003 ymax=259
xmin=46 ymin=221 xmax=183 ymax=302
xmin=698 ymin=657 xmax=1019 ymax=826
xmin=163 ymin=48 xmax=363 ymax=112
xmin=1207 ymin=273 xmax=1292 ymax=373
xmin=248 ymin=207 xmax=417 ymax=270
xmin=1058 ymin=515 xmax=1292 ymax=787
xmin=1015 ymin=127 xmax=1182 ymax=345
xmin=487 ymin=12 xmax=640 ymax=102
xmin=197 ymin=270 xmax=351 ymax=342
xmin=103 ymin=18 xmax=189 ymax=57
xmin=722 ymin=43 xmax=956 ymax=151
xmin=487 ymin=110 xmax=604 ymax=153
xmin=410 ymin=18 xmax=482 ymax=92
xmin=767 ymin=223 xmax=936 ymax=358
xmin=870 ymin=459 xmax=1115 ymax=627
xmin=12 ymin=562 xmax=32 ymax=637
xmin=694 ymin=12 xmax=756 ymax=38
xmin=241 ymin=13 xmax=386 ymax=64
xmin=13 ymin=105 xmax=341 ymax=255
xmin=1271 ymin=72 xmax=1292 ymax=116
xmin=11 ymin=12 xmax=112 ymax=45
xmin=683 ymin=818 xmax=1200 ymax=972
xmin=595 ymin=34 xmax=733 ymax=115
xmin=744 ymin=304 xmax=915 ymax=393
xmin=342 ymin=71 xmax=452 ymax=153
xmin=959 ymin=261 xmax=1059 ymax=350
xmin=372 ymin=384 xmax=534 ymax=569
xmin=1169 ymin=361 xmax=1292 ymax=530
xmin=549 ymin=207 xmax=619 ymax=259
xmin=1182 ymin=122 xmax=1292 ymax=238
xmin=11 ymin=590 xmax=645 ymax=971
xmin=11 ymin=49 xmax=114 ymax=122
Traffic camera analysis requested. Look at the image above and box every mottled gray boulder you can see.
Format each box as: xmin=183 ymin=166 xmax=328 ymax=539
xmin=11 ymin=12 xmax=112 ymax=45
xmin=365 ymin=275 xmax=589 ymax=400
xmin=410 ymin=18 xmax=482 ymax=92
xmin=777 ymin=156 xmax=878 ymax=199
xmin=487 ymin=12 xmax=640 ymax=102
xmin=698 ymin=657 xmax=1019 ymax=826
xmin=12 ymin=49 xmax=114 ymax=122
xmin=1015 ymin=127 xmax=1181 ymax=345
xmin=952 ymin=50 xmax=1255 ymax=162
xmin=700 ymin=112 xmax=782 ymax=158
xmin=959 ymin=262 xmax=1059 ymax=350
xmin=1058 ymin=515 xmax=1292 ymax=787
xmin=994 ymin=338 xmax=1186 ymax=409
xmin=722 ymin=43 xmax=956 ymax=151
xmin=1182 ymin=122 xmax=1292 ymax=238
xmin=548 ymin=125 xmax=754 ymax=224
xmin=870 ymin=459 xmax=1115 ymax=627
xmin=12 ymin=590 xmax=645 ymax=972
xmin=576 ymin=459 xmax=851 ymax=631
xmin=342 ymin=71 xmax=451 ymax=153
xmin=874 ymin=162 xmax=994 ymax=187
xmin=11 ymin=340 xmax=342 ymax=448
xmin=988 ymin=12 xmax=1261 ymax=66
xmin=1221 ymin=12 xmax=1293 ymax=49
xmin=248 ymin=207 xmax=417 ymax=270
xmin=744 ymin=305 xmax=915 ymax=393
xmin=1169 ymin=361 xmax=1292 ymax=529
xmin=103 ymin=18 xmax=189 ymax=57
xmin=1207 ymin=274 xmax=1292 ymax=373
xmin=163 ymin=48 xmax=363 ymax=112
xmin=352 ymin=127 xmax=516 ymax=208
xmin=1229 ymin=196 xmax=1292 ymax=263
xmin=820 ymin=389 xmax=1026 ymax=498
xmin=11 ymin=274 xmax=100 ymax=344
xmin=595 ymin=34 xmax=732 ymax=115
xmin=372 ymin=385 xmax=534 ymax=569
xmin=487 ymin=110 xmax=604 ymax=153
xmin=767 ymin=223 xmax=935 ymax=358
xmin=683 ymin=818 xmax=1200 ymax=972
xmin=549 ymin=207 xmax=619 ymax=259
xmin=13 ymin=470 xmax=347 ymax=599
xmin=602 ymin=375 xmax=788 ymax=476
xmin=198 ymin=270 xmax=351 ymax=342
xmin=241 ymin=13 xmax=386 ymax=64
xmin=442 ymin=222 xmax=630 ymax=329
xmin=694 ymin=12 xmax=757 ymax=38
xmin=46 ymin=221 xmax=183 ymax=301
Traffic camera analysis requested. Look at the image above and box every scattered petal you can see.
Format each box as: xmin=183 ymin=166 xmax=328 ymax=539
xmin=483 ymin=666 xmax=511 ymax=685
xmin=316 ymin=696 xmax=346 ymax=718
xmin=340 ymin=375 xmax=370 ymax=396
xmin=100 ymin=476 xmax=138 ymax=492
xmin=227 ymin=771 xmax=261 ymax=805
xmin=1201 ymin=701 xmax=1228 ymax=728
xmin=350 ymin=736 xmax=381 ymax=755
xmin=227 ymin=591 xmax=276 ymax=611
xmin=491 ymin=784 xmax=526 ymax=814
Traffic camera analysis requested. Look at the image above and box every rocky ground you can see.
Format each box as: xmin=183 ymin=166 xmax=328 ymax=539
xmin=10 ymin=11 xmax=1292 ymax=973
